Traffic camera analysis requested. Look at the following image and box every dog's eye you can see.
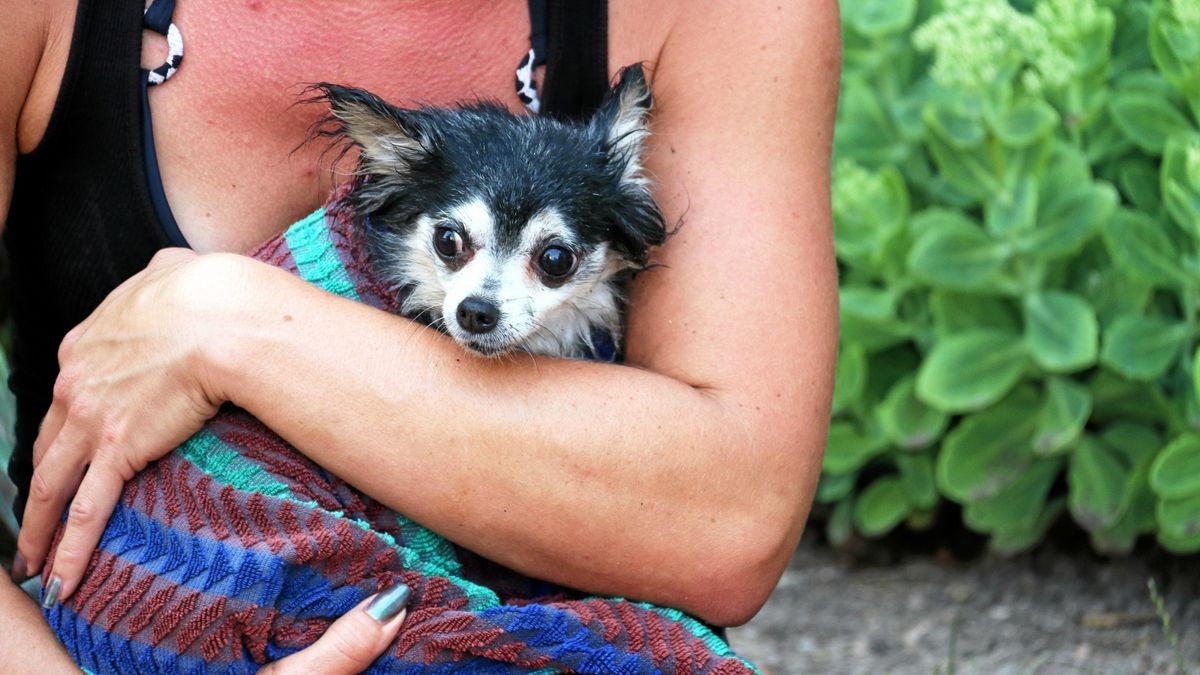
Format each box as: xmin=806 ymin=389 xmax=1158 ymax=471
xmin=433 ymin=226 xmax=465 ymax=260
xmin=537 ymin=245 xmax=578 ymax=282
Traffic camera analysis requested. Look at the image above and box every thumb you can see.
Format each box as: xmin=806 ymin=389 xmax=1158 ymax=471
xmin=262 ymin=583 xmax=410 ymax=675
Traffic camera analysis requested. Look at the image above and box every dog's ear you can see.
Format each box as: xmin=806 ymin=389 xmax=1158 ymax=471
xmin=593 ymin=66 xmax=667 ymax=264
xmin=309 ymin=83 xmax=435 ymax=176
xmin=593 ymin=65 xmax=653 ymax=184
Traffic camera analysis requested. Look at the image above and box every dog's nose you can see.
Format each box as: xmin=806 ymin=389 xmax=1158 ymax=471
xmin=456 ymin=297 xmax=500 ymax=334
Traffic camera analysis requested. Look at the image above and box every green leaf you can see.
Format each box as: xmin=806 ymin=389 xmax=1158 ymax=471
xmin=1090 ymin=370 xmax=1170 ymax=426
xmin=827 ymin=495 xmax=855 ymax=547
xmin=1040 ymin=143 xmax=1092 ymax=198
xmin=839 ymin=286 xmax=911 ymax=352
xmin=823 ymin=422 xmax=886 ymax=475
xmin=1100 ymin=423 xmax=1163 ymax=466
xmin=925 ymin=130 xmax=997 ymax=202
xmin=908 ymin=217 xmax=1008 ymax=290
xmin=1157 ymin=526 xmax=1200 ymax=554
xmin=832 ymin=345 xmax=868 ymax=415
xmin=833 ymin=162 xmax=910 ymax=268
xmin=896 ymin=452 xmax=939 ymax=509
xmin=834 ymin=81 xmax=906 ymax=166
xmin=985 ymin=177 xmax=1038 ymax=237
xmin=1150 ymin=4 xmax=1200 ymax=122
xmin=878 ymin=376 xmax=948 ymax=450
xmin=963 ymin=458 xmax=1060 ymax=534
xmin=853 ymin=476 xmax=912 ymax=537
xmin=1084 ymin=265 xmax=1153 ymax=327
xmin=1034 ymin=378 xmax=1092 ymax=456
xmin=929 ymin=291 xmax=1020 ymax=336
xmin=1100 ymin=314 xmax=1189 ymax=381
xmin=1156 ymin=492 xmax=1200 ymax=541
xmin=1018 ymin=182 xmax=1116 ymax=260
xmin=924 ymin=103 xmax=985 ymax=150
xmin=990 ymin=498 xmax=1066 ymax=556
xmin=847 ymin=0 xmax=917 ymax=37
xmin=991 ymin=99 xmax=1059 ymax=147
xmin=1069 ymin=437 xmax=1129 ymax=531
xmin=937 ymin=388 xmax=1039 ymax=502
xmin=815 ymin=471 xmax=856 ymax=504
xmin=1022 ymin=291 xmax=1099 ymax=372
xmin=1102 ymin=209 xmax=1189 ymax=287
xmin=1149 ymin=434 xmax=1200 ymax=500
xmin=917 ymin=330 xmax=1028 ymax=412
xmin=1160 ymin=133 xmax=1200 ymax=239
xmin=1117 ymin=158 xmax=1161 ymax=213
xmin=1108 ymin=91 xmax=1194 ymax=154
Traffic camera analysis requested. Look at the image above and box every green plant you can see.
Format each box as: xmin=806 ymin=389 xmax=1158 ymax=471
xmin=825 ymin=0 xmax=1200 ymax=554
xmin=1147 ymin=578 xmax=1191 ymax=674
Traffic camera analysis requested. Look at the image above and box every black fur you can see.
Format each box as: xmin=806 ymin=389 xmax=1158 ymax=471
xmin=308 ymin=65 xmax=666 ymax=269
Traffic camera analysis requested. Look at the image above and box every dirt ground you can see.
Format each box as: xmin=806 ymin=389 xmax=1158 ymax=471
xmin=728 ymin=537 xmax=1200 ymax=675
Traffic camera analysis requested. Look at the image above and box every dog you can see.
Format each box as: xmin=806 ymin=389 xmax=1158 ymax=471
xmin=309 ymin=65 xmax=667 ymax=360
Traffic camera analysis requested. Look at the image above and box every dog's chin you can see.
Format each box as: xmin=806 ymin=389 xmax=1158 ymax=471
xmin=456 ymin=336 xmax=519 ymax=358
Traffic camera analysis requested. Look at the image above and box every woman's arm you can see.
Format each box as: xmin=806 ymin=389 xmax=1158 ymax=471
xmin=23 ymin=0 xmax=840 ymax=627
xmin=0 ymin=574 xmax=78 ymax=674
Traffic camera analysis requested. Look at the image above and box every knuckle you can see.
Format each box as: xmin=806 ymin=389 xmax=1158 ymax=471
xmin=67 ymin=392 xmax=97 ymax=423
xmin=51 ymin=372 xmax=75 ymax=403
xmin=28 ymin=471 xmax=58 ymax=506
xmin=68 ymin=495 xmax=99 ymax=526
xmin=324 ymin=620 xmax=380 ymax=665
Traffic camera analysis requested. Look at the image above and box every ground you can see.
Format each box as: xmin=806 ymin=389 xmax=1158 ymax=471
xmin=729 ymin=537 xmax=1200 ymax=675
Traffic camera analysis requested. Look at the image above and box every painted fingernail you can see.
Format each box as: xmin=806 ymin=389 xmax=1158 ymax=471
xmin=11 ymin=553 xmax=28 ymax=581
xmin=42 ymin=576 xmax=62 ymax=609
xmin=364 ymin=583 xmax=411 ymax=623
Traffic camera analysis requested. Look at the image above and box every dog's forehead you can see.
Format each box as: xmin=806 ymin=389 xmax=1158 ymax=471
xmin=448 ymin=197 xmax=576 ymax=252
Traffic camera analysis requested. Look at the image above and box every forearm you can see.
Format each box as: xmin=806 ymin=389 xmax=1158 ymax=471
xmin=0 ymin=575 xmax=77 ymax=673
xmin=208 ymin=261 xmax=813 ymax=625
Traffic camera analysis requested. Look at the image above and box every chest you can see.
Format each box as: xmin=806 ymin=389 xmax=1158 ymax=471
xmin=146 ymin=1 xmax=533 ymax=252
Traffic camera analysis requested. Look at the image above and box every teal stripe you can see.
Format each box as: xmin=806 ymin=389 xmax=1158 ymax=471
xmin=178 ymin=430 xmax=295 ymax=500
xmin=284 ymin=208 xmax=360 ymax=301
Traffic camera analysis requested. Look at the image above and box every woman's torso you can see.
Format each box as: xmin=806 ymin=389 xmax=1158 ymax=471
xmin=4 ymin=0 xmax=680 ymax=513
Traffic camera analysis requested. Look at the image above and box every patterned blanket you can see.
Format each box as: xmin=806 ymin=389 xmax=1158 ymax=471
xmin=41 ymin=202 xmax=759 ymax=674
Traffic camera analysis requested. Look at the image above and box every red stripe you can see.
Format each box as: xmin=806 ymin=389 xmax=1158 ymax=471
xmin=128 ymin=584 xmax=178 ymax=635
xmin=82 ymin=562 xmax=134 ymax=624
xmin=102 ymin=572 xmax=155 ymax=632
xmin=151 ymin=589 xmax=201 ymax=645
xmin=176 ymin=596 xmax=228 ymax=653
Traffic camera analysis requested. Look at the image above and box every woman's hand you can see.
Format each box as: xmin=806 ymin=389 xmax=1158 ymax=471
xmin=261 ymin=583 xmax=410 ymax=674
xmin=17 ymin=248 xmax=251 ymax=603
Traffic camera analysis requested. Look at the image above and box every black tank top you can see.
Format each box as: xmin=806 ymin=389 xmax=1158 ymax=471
xmin=3 ymin=0 xmax=610 ymax=518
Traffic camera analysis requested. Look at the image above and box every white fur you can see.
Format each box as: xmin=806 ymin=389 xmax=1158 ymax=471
xmin=377 ymin=198 xmax=625 ymax=358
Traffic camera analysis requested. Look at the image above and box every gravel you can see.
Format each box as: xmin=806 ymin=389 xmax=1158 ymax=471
xmin=729 ymin=538 xmax=1199 ymax=675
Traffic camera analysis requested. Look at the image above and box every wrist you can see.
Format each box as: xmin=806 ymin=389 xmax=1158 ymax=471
xmin=185 ymin=253 xmax=275 ymax=408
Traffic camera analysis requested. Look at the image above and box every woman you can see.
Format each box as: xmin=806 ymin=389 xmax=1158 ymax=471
xmin=1 ymin=0 xmax=840 ymax=668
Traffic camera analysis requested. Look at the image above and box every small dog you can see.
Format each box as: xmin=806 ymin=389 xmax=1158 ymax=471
xmin=310 ymin=66 xmax=666 ymax=359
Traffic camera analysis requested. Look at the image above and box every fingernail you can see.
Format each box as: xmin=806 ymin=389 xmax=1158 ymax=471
xmin=42 ymin=576 xmax=61 ymax=609
xmin=364 ymin=582 xmax=410 ymax=623
xmin=11 ymin=553 xmax=28 ymax=581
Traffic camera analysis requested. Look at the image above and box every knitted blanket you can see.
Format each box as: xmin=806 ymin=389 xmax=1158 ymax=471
xmin=41 ymin=201 xmax=759 ymax=674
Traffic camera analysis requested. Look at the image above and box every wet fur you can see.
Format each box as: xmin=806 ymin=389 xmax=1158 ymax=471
xmin=306 ymin=66 xmax=666 ymax=358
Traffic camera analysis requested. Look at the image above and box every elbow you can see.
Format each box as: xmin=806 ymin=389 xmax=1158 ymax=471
xmin=667 ymin=416 xmax=820 ymax=627
xmin=679 ymin=516 xmax=801 ymax=627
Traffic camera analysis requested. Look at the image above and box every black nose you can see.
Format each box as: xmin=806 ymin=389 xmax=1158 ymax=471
xmin=456 ymin=297 xmax=500 ymax=334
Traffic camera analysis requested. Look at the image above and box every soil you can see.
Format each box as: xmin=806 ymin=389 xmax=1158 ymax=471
xmin=728 ymin=536 xmax=1200 ymax=675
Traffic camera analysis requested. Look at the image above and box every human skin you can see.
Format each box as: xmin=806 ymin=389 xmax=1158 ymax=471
xmin=6 ymin=0 xmax=840 ymax=644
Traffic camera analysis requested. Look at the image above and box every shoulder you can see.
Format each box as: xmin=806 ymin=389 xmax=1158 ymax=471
xmin=648 ymin=1 xmax=841 ymax=121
